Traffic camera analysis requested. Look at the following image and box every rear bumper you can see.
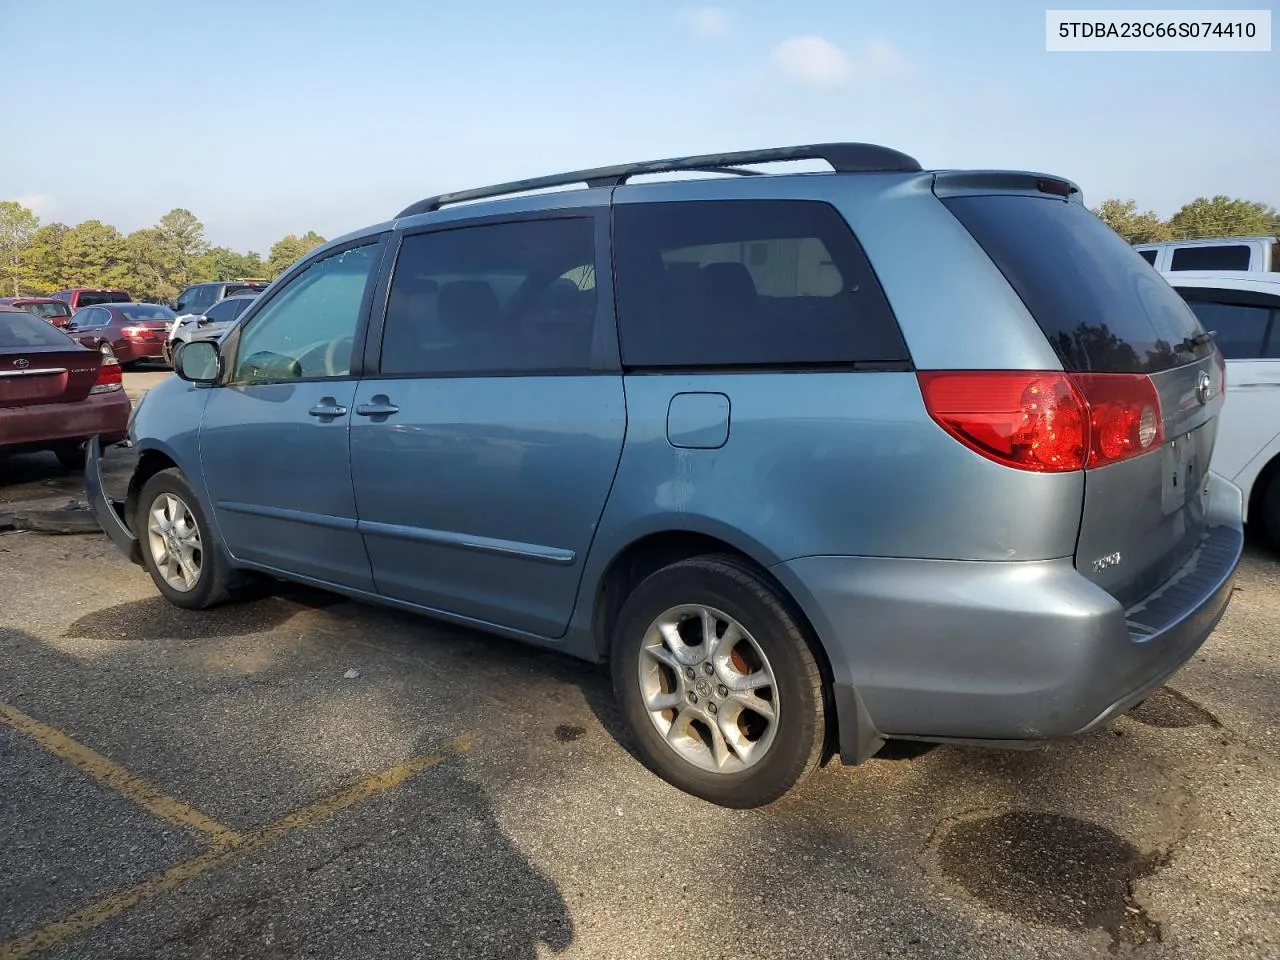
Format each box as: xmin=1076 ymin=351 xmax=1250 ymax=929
xmin=118 ymin=339 xmax=166 ymax=362
xmin=771 ymin=474 xmax=1244 ymax=763
xmin=85 ymin=434 xmax=142 ymax=564
xmin=0 ymin=390 xmax=130 ymax=452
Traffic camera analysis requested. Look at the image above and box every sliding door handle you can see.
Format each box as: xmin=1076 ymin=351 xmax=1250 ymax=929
xmin=308 ymin=399 xmax=348 ymax=419
xmin=355 ymin=395 xmax=399 ymax=418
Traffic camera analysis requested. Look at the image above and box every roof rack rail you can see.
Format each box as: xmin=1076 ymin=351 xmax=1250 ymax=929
xmin=395 ymin=142 xmax=921 ymax=218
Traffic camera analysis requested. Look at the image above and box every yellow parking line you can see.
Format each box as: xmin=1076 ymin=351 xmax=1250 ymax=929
xmin=0 ymin=749 xmax=463 ymax=960
xmin=0 ymin=703 xmax=242 ymax=846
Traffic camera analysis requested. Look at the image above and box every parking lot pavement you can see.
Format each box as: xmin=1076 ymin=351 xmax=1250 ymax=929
xmin=1 ymin=445 xmax=1278 ymax=958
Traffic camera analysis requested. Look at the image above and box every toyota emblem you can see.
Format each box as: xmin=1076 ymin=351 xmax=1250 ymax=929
xmin=1195 ymin=371 xmax=1212 ymax=405
xmin=13 ymin=358 xmax=29 ymax=369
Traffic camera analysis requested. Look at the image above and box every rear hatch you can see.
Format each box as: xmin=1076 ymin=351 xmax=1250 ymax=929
xmin=941 ymin=185 xmax=1223 ymax=608
xmin=0 ymin=312 xmax=100 ymax=406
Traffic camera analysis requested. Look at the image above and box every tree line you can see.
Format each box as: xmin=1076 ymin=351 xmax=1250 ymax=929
xmin=0 ymin=200 xmax=326 ymax=303
xmin=1090 ymin=194 xmax=1279 ymax=244
xmin=3 ymin=192 xmax=1277 ymax=305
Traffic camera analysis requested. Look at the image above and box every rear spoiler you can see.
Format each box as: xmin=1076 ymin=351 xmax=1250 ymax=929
xmin=931 ymin=170 xmax=1084 ymax=204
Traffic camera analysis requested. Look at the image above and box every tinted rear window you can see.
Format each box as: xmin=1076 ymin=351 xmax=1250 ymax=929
xmin=1137 ymin=249 xmax=1158 ymax=265
xmin=1170 ymin=245 xmax=1251 ymax=271
xmin=0 ymin=311 xmax=75 ymax=347
xmin=118 ymin=304 xmax=175 ymax=321
xmin=943 ymin=195 xmax=1212 ymax=373
xmin=77 ymin=291 xmax=131 ymax=307
xmin=223 ymin=283 xmax=266 ymax=296
xmin=614 ymin=200 xmax=907 ymax=368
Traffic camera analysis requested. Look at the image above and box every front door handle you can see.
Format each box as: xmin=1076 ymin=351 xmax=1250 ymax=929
xmin=308 ymin=398 xmax=348 ymax=419
xmin=355 ymin=396 xmax=399 ymax=419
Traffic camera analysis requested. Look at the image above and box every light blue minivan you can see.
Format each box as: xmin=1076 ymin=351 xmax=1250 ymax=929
xmin=88 ymin=143 xmax=1243 ymax=806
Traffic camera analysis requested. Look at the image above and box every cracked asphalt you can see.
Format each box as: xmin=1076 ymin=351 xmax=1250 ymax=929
xmin=2 ymin=370 xmax=1278 ymax=959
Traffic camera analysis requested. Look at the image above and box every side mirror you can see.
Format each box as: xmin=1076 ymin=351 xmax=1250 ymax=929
xmin=173 ymin=339 xmax=221 ymax=383
xmin=65 ymin=322 xmax=79 ymax=331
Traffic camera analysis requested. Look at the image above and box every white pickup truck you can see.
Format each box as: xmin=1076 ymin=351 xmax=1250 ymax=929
xmin=1137 ymin=236 xmax=1277 ymax=273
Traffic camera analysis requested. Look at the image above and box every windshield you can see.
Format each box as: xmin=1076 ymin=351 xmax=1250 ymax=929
xmin=0 ymin=311 xmax=77 ymax=348
xmin=76 ymin=291 xmax=131 ymax=307
xmin=118 ymin=304 xmax=176 ymax=321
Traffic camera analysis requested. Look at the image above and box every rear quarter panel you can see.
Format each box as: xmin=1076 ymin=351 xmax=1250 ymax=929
xmin=582 ymin=370 xmax=1083 ymax=572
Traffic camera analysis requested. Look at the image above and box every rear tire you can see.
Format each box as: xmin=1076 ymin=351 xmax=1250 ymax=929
xmin=136 ymin=469 xmax=233 ymax=609
xmin=54 ymin=442 xmax=85 ymax=470
xmin=1262 ymin=472 xmax=1280 ymax=553
xmin=610 ymin=554 xmax=826 ymax=808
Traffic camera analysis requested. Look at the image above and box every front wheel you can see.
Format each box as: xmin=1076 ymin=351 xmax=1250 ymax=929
xmin=136 ymin=469 xmax=233 ymax=609
xmin=1262 ymin=472 xmax=1280 ymax=553
xmin=610 ymin=555 xmax=826 ymax=808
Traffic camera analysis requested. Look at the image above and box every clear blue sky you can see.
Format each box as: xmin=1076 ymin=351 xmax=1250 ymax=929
xmin=1 ymin=0 xmax=1275 ymax=253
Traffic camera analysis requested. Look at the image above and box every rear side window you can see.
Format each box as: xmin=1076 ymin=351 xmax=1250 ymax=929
xmin=0 ymin=311 xmax=75 ymax=347
xmin=613 ymin=200 xmax=906 ymax=368
xmin=76 ymin=291 xmax=131 ymax=307
xmin=944 ymin=195 xmax=1212 ymax=373
xmin=1170 ymin=244 xmax=1251 ymax=271
xmin=205 ymin=298 xmax=253 ymax=323
xmin=1137 ymin=249 xmax=1158 ymax=265
xmin=1180 ymin=299 xmax=1273 ymax=359
xmin=380 ymin=217 xmax=601 ymax=376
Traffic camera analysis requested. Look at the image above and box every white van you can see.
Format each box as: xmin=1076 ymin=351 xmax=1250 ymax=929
xmin=1136 ymin=236 xmax=1277 ymax=273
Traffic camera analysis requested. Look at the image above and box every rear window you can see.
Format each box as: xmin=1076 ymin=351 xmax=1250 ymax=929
xmin=223 ymin=283 xmax=267 ymax=296
xmin=613 ymin=200 xmax=907 ymax=368
xmin=943 ymin=195 xmax=1213 ymax=373
xmin=1170 ymin=244 xmax=1251 ymax=271
xmin=0 ymin=311 xmax=75 ymax=347
xmin=1137 ymin=249 xmax=1158 ymax=265
xmin=19 ymin=301 xmax=71 ymax=320
xmin=76 ymin=291 xmax=131 ymax=307
xmin=118 ymin=304 xmax=175 ymax=321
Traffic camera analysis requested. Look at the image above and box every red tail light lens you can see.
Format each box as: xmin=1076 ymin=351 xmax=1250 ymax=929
xmin=90 ymin=353 xmax=123 ymax=394
xmin=1071 ymin=373 xmax=1164 ymax=467
xmin=918 ymin=371 xmax=1164 ymax=473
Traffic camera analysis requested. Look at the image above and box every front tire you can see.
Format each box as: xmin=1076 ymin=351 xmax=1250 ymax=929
xmin=136 ymin=469 xmax=233 ymax=609
xmin=1262 ymin=472 xmax=1280 ymax=553
xmin=610 ymin=555 xmax=826 ymax=808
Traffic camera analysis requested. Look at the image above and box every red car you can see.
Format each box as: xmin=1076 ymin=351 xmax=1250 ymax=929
xmin=0 ymin=297 xmax=75 ymax=328
xmin=65 ymin=302 xmax=177 ymax=366
xmin=0 ymin=305 xmax=129 ymax=468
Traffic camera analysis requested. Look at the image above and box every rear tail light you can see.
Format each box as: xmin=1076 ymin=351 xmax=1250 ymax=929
xmin=90 ymin=350 xmax=123 ymax=394
xmin=121 ymin=325 xmax=143 ymax=337
xmin=918 ymin=371 xmax=1164 ymax=473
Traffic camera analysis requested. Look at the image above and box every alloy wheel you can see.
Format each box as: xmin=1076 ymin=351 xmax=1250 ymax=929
xmin=146 ymin=492 xmax=203 ymax=592
xmin=637 ymin=604 xmax=779 ymax=774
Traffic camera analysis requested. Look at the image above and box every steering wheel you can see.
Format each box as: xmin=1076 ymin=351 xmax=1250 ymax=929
xmin=324 ymin=334 xmax=354 ymax=377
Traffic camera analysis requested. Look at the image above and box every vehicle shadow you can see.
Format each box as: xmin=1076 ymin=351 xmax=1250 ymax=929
xmin=0 ymin=624 xmax=575 ymax=960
